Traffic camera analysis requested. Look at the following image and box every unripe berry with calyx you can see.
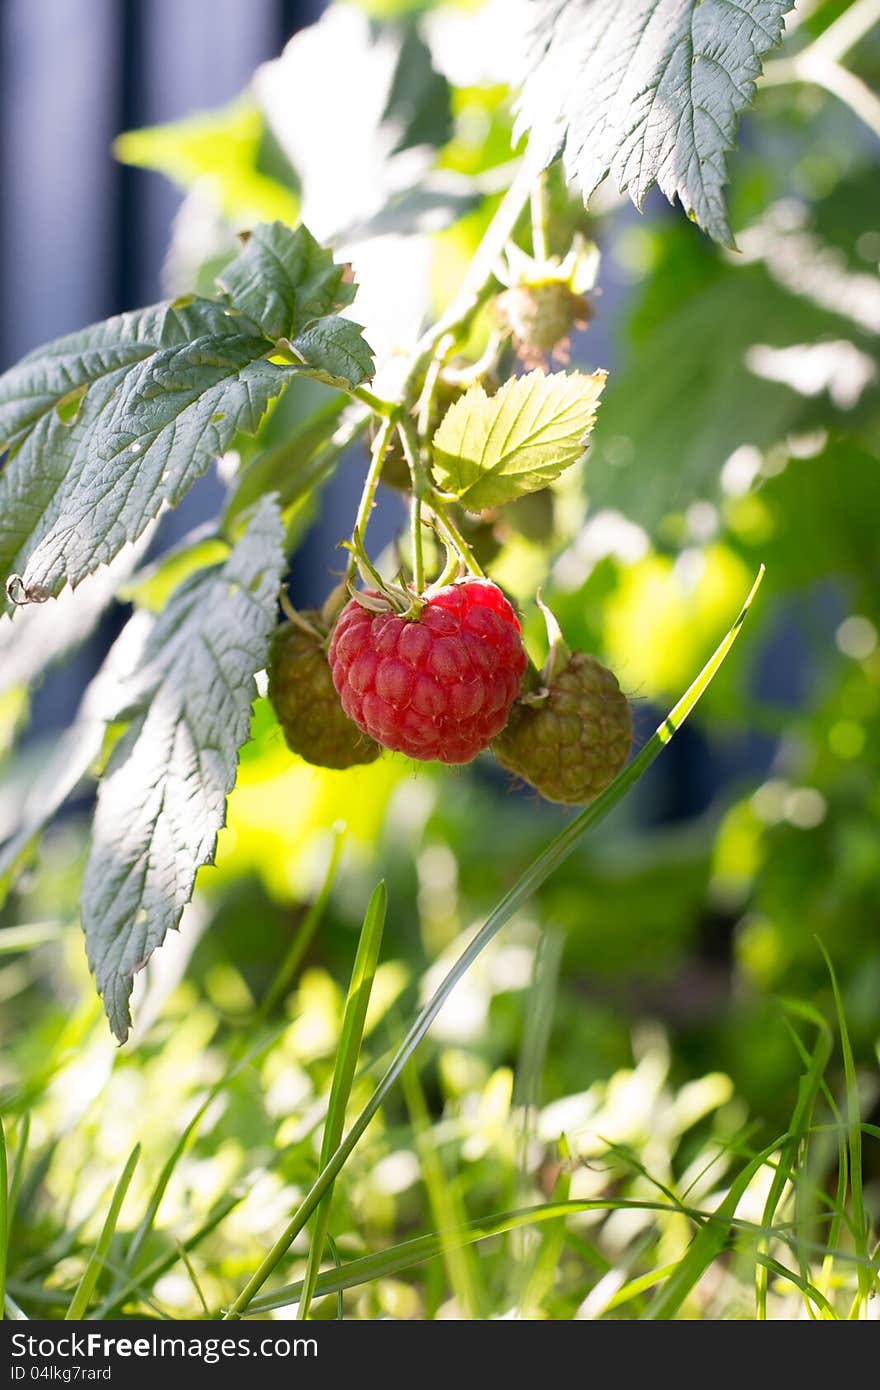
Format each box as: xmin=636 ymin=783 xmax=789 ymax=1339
xmin=268 ymin=600 xmax=380 ymax=771
xmin=492 ymin=598 xmax=631 ymax=804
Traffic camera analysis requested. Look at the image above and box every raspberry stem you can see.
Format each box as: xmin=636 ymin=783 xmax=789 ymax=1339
xmin=347 ymin=415 xmax=397 ymax=583
xmin=530 ymin=171 xmax=550 ymax=262
xmin=397 ymin=416 xmax=426 ymax=594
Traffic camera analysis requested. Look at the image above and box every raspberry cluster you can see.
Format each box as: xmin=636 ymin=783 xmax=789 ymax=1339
xmin=329 ymin=579 xmax=527 ymax=765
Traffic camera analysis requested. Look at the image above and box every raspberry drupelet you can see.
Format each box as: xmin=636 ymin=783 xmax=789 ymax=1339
xmin=328 ymin=579 xmax=527 ymax=765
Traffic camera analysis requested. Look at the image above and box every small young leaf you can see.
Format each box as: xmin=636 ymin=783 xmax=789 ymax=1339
xmin=216 ymin=220 xmax=355 ymax=341
xmin=81 ymin=495 xmax=286 ymax=1043
xmin=285 ymin=315 xmax=376 ymax=391
xmin=515 ymin=0 xmax=791 ymax=247
xmin=432 ymin=369 xmax=606 ymax=511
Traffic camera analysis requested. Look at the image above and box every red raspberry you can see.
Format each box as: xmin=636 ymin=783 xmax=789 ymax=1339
xmin=328 ymin=579 xmax=527 ymax=765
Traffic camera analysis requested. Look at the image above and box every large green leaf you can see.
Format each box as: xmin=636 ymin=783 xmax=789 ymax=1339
xmin=0 ymin=300 xmax=285 ymax=615
xmin=0 ymin=226 xmax=373 ymax=616
xmin=432 ymin=369 xmax=606 ymax=510
xmin=515 ymin=0 xmax=792 ymax=246
xmin=81 ymin=497 xmax=285 ymax=1043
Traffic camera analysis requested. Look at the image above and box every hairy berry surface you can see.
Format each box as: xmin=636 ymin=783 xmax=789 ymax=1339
xmin=494 ymin=651 xmax=631 ymax=803
xmin=329 ymin=580 xmax=526 ymax=765
xmin=269 ymin=615 xmax=380 ymax=770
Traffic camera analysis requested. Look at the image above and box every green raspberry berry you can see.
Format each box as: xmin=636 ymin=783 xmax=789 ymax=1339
xmin=268 ymin=612 xmax=380 ymax=770
xmin=493 ymin=651 xmax=631 ymax=804
xmin=495 ymin=282 xmax=590 ymax=369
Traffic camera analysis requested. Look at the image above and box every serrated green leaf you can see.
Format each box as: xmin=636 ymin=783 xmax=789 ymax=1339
xmin=432 ymin=369 xmax=606 ymax=511
xmin=0 ymin=299 xmax=287 ymax=615
xmin=515 ymin=0 xmax=791 ymax=247
xmin=217 ymin=221 xmax=355 ymax=342
xmin=285 ymin=315 xmax=376 ymax=391
xmin=81 ymin=496 xmax=286 ymax=1043
xmin=0 ymin=221 xmax=371 ymax=614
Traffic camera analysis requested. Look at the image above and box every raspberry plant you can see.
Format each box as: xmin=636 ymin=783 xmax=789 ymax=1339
xmin=0 ymin=0 xmax=806 ymax=1320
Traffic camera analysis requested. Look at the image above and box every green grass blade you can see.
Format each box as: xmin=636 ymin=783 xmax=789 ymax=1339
xmin=99 ymin=1191 xmax=243 ymax=1317
xmin=0 ymin=1118 xmax=8 ymax=1318
xmin=756 ymin=1020 xmax=832 ymax=1317
xmin=224 ymin=566 xmax=765 ymax=1319
xmin=244 ymin=1182 xmax=794 ymax=1316
xmin=296 ymin=881 xmax=387 ymax=1320
xmin=643 ymin=1136 xmax=786 ymax=1319
xmin=518 ymin=1136 xmax=571 ymax=1317
xmin=818 ymin=942 xmax=876 ymax=1314
xmin=400 ymin=1054 xmax=484 ymax=1319
xmin=511 ymin=930 xmax=565 ymax=1311
xmin=0 ymin=922 xmax=65 ymax=954
xmin=0 ymin=1113 xmax=30 ymax=1320
xmin=756 ymin=1255 xmax=837 ymax=1319
xmin=65 ymin=1144 xmax=139 ymax=1320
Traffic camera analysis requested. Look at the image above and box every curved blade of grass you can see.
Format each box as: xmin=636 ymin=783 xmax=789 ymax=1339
xmin=244 ymin=1174 xmax=797 ymax=1316
xmin=756 ymin=1019 xmax=832 ymax=1318
xmin=224 ymin=566 xmax=765 ymax=1319
xmin=644 ymin=1134 xmax=785 ymax=1319
xmin=0 ymin=1119 xmax=8 ymax=1316
xmin=400 ymin=1052 xmax=484 ymax=1319
xmin=518 ymin=1135 xmax=572 ymax=1317
xmin=97 ymin=1190 xmax=243 ymax=1318
xmin=0 ymin=921 xmax=65 ymax=954
xmin=818 ymin=942 xmax=877 ymax=1314
xmin=297 ymin=881 xmax=387 ymax=1320
xmin=65 ymin=1143 xmax=139 ymax=1320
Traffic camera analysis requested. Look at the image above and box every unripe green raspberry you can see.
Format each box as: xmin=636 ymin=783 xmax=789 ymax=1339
xmin=495 ymin=282 xmax=590 ymax=369
xmin=268 ymin=613 xmax=380 ymax=770
xmin=493 ymin=651 xmax=631 ymax=804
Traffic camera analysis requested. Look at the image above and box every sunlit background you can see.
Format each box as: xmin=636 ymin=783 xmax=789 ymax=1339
xmin=1 ymin=0 xmax=878 ymax=1319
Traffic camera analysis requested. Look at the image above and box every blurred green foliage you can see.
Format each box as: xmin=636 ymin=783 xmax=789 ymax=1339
xmin=1 ymin=0 xmax=878 ymax=1320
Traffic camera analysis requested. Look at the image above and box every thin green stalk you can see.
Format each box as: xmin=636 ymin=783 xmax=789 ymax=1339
xmin=427 ymin=506 xmax=485 ymax=578
xmin=530 ymin=173 xmax=550 ymax=261
xmin=401 ymin=160 xmax=533 ymax=408
xmin=350 ymin=385 xmax=395 ymax=417
xmin=819 ymin=943 xmax=876 ymax=1315
xmin=400 ymin=1055 xmax=484 ymax=1319
xmin=397 ymin=417 xmax=426 ymax=593
xmin=297 ymin=882 xmax=387 ymax=1320
xmin=755 ymin=1020 xmax=832 ymax=1318
xmin=65 ymin=1145 xmax=140 ymax=1320
xmin=347 ymin=416 xmax=397 ymax=581
xmin=222 ymin=566 xmax=765 ymax=1319
xmin=0 ymin=1119 xmax=8 ymax=1319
